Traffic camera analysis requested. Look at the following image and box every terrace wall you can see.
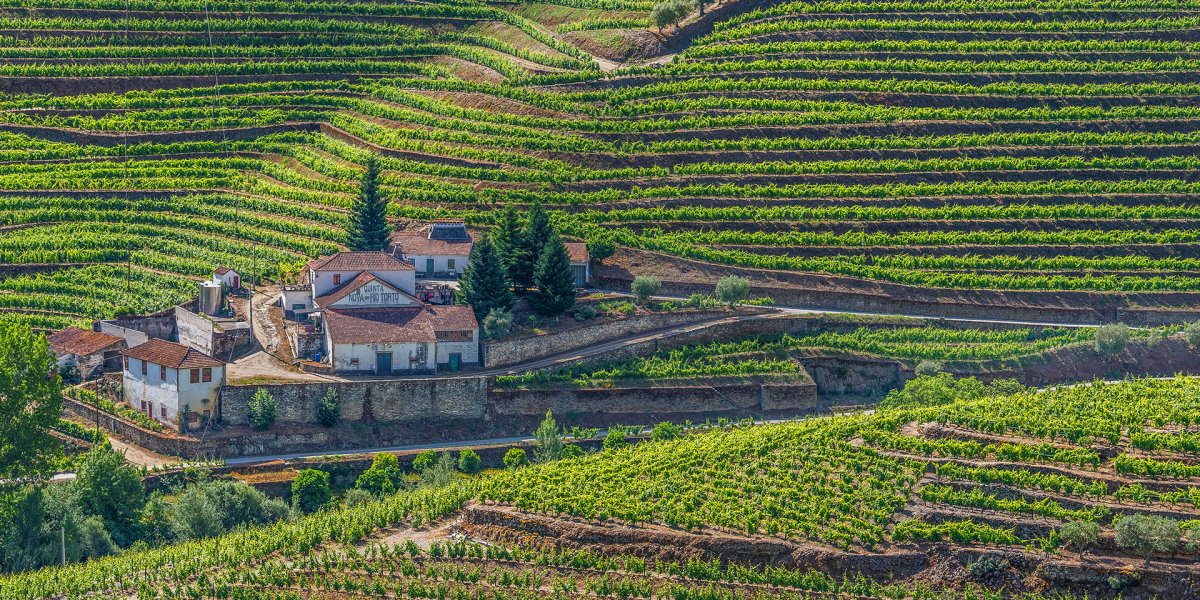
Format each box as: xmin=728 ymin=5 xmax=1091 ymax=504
xmin=195 ymin=375 xmax=822 ymax=458
xmin=483 ymin=308 xmax=734 ymax=368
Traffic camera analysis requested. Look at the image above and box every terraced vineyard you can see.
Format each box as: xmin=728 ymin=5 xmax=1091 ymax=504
xmin=496 ymin=322 xmax=1132 ymax=387
xmin=10 ymin=376 xmax=1200 ymax=598
xmin=5 ymin=0 xmax=1200 ymax=327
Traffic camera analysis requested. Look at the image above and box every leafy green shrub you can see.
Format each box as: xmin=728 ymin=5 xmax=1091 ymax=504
xmin=483 ymin=308 xmax=513 ymax=340
xmin=248 ymin=388 xmax=277 ymax=431
xmin=158 ymin=478 xmax=289 ymax=542
xmin=1095 ymin=323 xmax=1130 ymax=355
xmin=569 ymin=426 xmax=600 ymax=440
xmin=1115 ymin=514 xmax=1179 ymax=562
xmin=914 ymin=360 xmax=944 ymax=377
xmin=316 ymin=389 xmax=339 ymax=427
xmin=965 ymin=556 xmax=1008 ymax=579
xmin=651 ymin=421 xmax=681 ymax=441
xmin=356 ymin=453 xmax=403 ymax=495
xmin=715 ymin=276 xmax=750 ymax=307
xmin=631 ymin=275 xmax=661 ymax=305
xmin=457 ymin=449 xmax=482 ymax=474
xmin=412 ymin=450 xmax=438 ymax=473
xmin=603 ymin=429 xmax=628 ymax=451
xmin=1185 ymin=321 xmax=1200 ymax=348
xmin=291 ymin=469 xmax=332 ymax=514
xmin=342 ymin=488 xmax=374 ymax=508
xmin=503 ymin=448 xmax=527 ymax=469
xmin=574 ymin=304 xmax=597 ymax=321
xmin=562 ymin=444 xmax=585 ymax=458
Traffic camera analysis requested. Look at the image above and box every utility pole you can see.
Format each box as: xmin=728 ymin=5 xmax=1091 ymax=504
xmin=249 ymin=243 xmax=257 ymax=345
xmin=60 ymin=525 xmax=66 ymax=566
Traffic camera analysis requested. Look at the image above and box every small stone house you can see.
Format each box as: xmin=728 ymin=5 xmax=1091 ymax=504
xmin=389 ymin=219 xmax=473 ymax=279
xmin=121 ymin=338 xmax=225 ymax=432
xmin=565 ymin=242 xmax=592 ymax=287
xmin=47 ymin=327 xmax=126 ymax=380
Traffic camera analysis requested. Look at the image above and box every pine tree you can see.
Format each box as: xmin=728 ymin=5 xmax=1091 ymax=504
xmin=530 ymin=231 xmax=577 ymax=317
xmin=346 ymin=156 xmax=390 ymax=251
xmin=516 ymin=202 xmax=552 ymax=291
xmin=456 ymin=234 xmax=513 ymax=320
xmin=492 ymin=205 xmax=525 ymax=290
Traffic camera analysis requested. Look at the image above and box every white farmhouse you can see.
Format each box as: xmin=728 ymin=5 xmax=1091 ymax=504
xmin=389 ymin=219 xmax=473 ymax=279
xmin=285 ymin=251 xmax=416 ymax=316
xmin=314 ymin=270 xmax=479 ymax=374
xmin=284 ymin=250 xmax=481 ymax=373
xmin=120 ymin=338 xmax=225 ymax=432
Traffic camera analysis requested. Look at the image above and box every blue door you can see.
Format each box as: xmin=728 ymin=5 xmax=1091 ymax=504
xmin=425 ymin=258 xmax=435 ymax=274
xmin=376 ymin=352 xmax=392 ymax=375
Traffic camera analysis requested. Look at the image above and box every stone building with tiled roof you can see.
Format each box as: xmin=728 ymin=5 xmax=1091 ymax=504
xmin=121 ymin=338 xmax=225 ymax=431
xmin=564 ymin=242 xmax=592 ymax=287
xmin=388 ymin=219 xmax=473 ymax=279
xmin=47 ymin=327 xmax=126 ymax=380
xmin=284 ymin=249 xmax=480 ymax=374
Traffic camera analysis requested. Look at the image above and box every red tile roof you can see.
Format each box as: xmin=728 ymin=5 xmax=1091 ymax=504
xmin=565 ymin=242 xmax=589 ymax=263
xmin=47 ymin=327 xmax=124 ymax=357
xmin=324 ymin=305 xmax=478 ymax=345
xmin=315 ymin=272 xmax=422 ymax=307
xmin=426 ymin=304 xmax=478 ymax=333
xmin=215 ymin=267 xmax=234 ymax=275
xmin=308 ymin=251 xmax=413 ymax=272
xmin=121 ymin=338 xmax=224 ymax=369
xmin=390 ymin=232 xmax=473 ymax=257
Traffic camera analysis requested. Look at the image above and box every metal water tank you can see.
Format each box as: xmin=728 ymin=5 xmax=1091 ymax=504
xmin=198 ymin=280 xmax=222 ymax=315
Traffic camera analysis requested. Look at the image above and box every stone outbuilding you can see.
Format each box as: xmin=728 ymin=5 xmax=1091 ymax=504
xmin=47 ymin=327 xmax=126 ymax=380
xmin=565 ymin=242 xmax=592 ymax=287
xmin=121 ymin=338 xmax=225 ymax=432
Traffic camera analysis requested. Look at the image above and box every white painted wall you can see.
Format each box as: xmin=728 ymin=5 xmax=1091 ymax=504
xmin=123 ymin=357 xmax=181 ymax=427
xmin=178 ymin=365 xmax=224 ymax=424
xmin=311 ymin=269 xmax=415 ymax=297
xmin=281 ymin=287 xmax=314 ymax=312
xmin=331 ymin=341 xmax=434 ymax=373
xmin=327 ymin=280 xmax=421 ymax=309
xmin=175 ymin=306 xmax=214 ymax=355
xmin=435 ymin=336 xmax=479 ymax=366
xmin=215 ymin=270 xmax=240 ymax=289
xmin=406 ymin=254 xmax=469 ymax=277
xmin=122 ymin=358 xmax=223 ymax=431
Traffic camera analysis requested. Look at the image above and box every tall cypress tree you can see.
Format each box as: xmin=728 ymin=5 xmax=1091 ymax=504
xmin=530 ymin=232 xmax=577 ymax=317
xmin=346 ymin=156 xmax=390 ymax=251
xmin=492 ymin=205 xmax=525 ymax=290
xmin=515 ymin=202 xmax=552 ymax=291
xmin=456 ymin=234 xmax=513 ymax=321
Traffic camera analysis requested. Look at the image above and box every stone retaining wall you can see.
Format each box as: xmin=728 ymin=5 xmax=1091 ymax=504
xmin=484 ymin=309 xmax=734 ymax=368
xmin=488 ymin=377 xmax=820 ymax=427
xmin=221 ymin=376 xmax=490 ymax=426
xmin=63 ymin=396 xmax=203 ymax=457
